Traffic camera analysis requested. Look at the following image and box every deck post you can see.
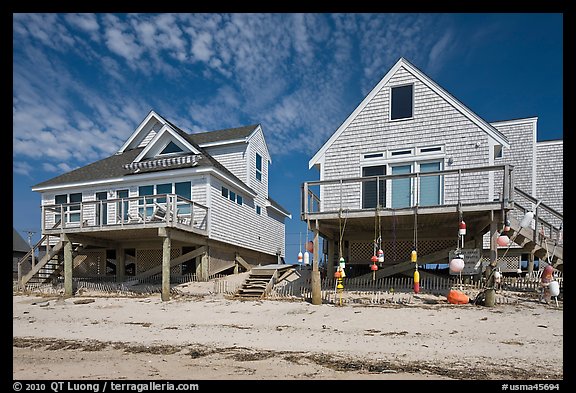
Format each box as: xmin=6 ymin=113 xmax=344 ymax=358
xmin=161 ymin=234 xmax=172 ymax=301
xmin=311 ymin=220 xmax=322 ymax=305
xmin=116 ymin=247 xmax=125 ymax=282
xmin=484 ymin=214 xmax=498 ymax=307
xmin=63 ymin=234 xmax=73 ymax=297
xmin=527 ymin=251 xmax=535 ymax=276
xmin=327 ymin=238 xmax=335 ymax=279
xmin=196 ymin=247 xmax=209 ymax=281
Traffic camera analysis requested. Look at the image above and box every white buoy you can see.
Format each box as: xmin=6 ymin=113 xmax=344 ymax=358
xmin=297 ymin=252 xmax=303 ymax=264
xmin=520 ymin=211 xmax=534 ymax=228
xmin=549 ymin=281 xmax=560 ymax=297
xmin=449 ymin=257 xmax=465 ymax=273
xmin=303 ymin=251 xmax=310 ymax=266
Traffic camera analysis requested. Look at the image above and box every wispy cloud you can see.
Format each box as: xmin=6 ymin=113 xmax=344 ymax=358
xmin=13 ymin=13 xmax=454 ymax=177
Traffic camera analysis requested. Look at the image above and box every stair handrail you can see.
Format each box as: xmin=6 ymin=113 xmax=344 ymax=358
xmin=263 ymin=269 xmax=279 ymax=299
xmin=512 ymin=187 xmax=563 ymax=245
xmin=17 ymin=220 xmax=62 ymax=286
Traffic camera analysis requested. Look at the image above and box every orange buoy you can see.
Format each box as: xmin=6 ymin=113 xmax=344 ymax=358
xmin=447 ymin=289 xmax=469 ymax=304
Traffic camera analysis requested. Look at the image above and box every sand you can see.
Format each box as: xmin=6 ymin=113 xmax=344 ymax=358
xmin=12 ymin=278 xmax=563 ymax=382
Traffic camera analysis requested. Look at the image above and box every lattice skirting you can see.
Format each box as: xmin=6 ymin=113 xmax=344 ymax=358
xmin=480 ymin=255 xmax=521 ymax=272
xmin=136 ymin=248 xmax=182 ymax=275
xmin=348 ymin=239 xmax=455 ymax=265
xmin=73 ymin=250 xmax=107 ymax=276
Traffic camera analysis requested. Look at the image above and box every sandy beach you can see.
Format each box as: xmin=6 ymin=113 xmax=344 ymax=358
xmin=13 ymin=278 xmax=563 ymax=382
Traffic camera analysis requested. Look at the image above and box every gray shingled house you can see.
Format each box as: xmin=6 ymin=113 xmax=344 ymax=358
xmin=20 ymin=111 xmax=290 ymax=300
xmin=302 ymin=58 xmax=562 ymax=281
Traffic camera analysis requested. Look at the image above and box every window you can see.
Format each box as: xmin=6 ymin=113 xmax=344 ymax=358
xmin=391 ymin=149 xmax=412 ymax=157
xmin=256 ymin=153 xmax=262 ymax=181
xmin=494 ymin=145 xmax=503 ymax=159
xmin=222 ymin=187 xmax=229 ymax=198
xmin=256 ymin=205 xmax=261 ymax=215
xmin=362 ymin=166 xmax=386 ymax=209
xmin=236 ymin=195 xmax=243 ymax=205
xmin=95 ymin=192 xmax=108 ymax=225
xmin=175 ymin=181 xmax=191 ymax=214
xmin=156 ymin=183 xmax=171 ymax=203
xmin=391 ymin=84 xmax=413 ymax=120
xmin=229 ymin=190 xmax=236 ymax=202
xmin=160 ymin=141 xmax=183 ymax=155
xmin=364 ymin=153 xmax=383 ymax=159
xmin=55 ymin=193 xmax=82 ymax=223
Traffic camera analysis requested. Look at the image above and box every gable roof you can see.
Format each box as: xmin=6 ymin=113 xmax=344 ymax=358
xmin=13 ymin=228 xmax=30 ymax=253
xmin=189 ymin=124 xmax=259 ymax=145
xmin=309 ymin=57 xmax=510 ymax=169
xmin=31 ymin=115 xmax=257 ymax=196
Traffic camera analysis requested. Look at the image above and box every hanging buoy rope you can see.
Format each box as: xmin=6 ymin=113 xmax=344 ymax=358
xmin=412 ymin=207 xmax=419 ymax=294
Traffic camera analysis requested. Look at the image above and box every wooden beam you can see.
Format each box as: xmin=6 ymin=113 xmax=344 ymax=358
xmin=161 ymin=236 xmax=171 ymax=301
xmin=65 ymin=234 xmax=117 ymax=248
xmin=134 ymin=246 xmax=207 ymax=281
xmin=235 ymin=253 xmax=252 ymax=272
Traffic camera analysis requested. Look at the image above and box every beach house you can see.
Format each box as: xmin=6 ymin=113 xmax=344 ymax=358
xmin=21 ymin=110 xmax=291 ymax=299
xmin=302 ymin=57 xmax=562 ymax=279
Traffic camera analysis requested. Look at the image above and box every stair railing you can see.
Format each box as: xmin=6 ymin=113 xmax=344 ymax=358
xmin=17 ymin=220 xmax=61 ymax=288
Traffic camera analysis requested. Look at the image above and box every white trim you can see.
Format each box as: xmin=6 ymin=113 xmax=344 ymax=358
xmin=489 ymin=117 xmax=539 ymax=126
xmin=206 ymin=176 xmax=212 ymax=237
xmin=117 ymin=110 xmax=164 ymax=153
xmin=536 ymin=139 xmax=563 ymax=146
xmin=531 ymin=118 xmax=538 ymax=196
xmin=133 ymin=125 xmax=200 ymax=162
xmin=265 ymin=200 xmax=292 ymax=219
xmin=198 ymin=138 xmax=247 ymax=148
xmin=309 ymin=57 xmax=510 ymax=169
xmin=32 ymin=165 xmax=256 ymax=197
xmin=247 ymin=125 xmax=272 ymax=164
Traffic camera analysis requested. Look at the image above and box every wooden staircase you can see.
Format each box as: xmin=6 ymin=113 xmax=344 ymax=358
xmin=235 ymin=264 xmax=294 ymax=299
xmin=507 ymin=215 xmax=563 ymax=269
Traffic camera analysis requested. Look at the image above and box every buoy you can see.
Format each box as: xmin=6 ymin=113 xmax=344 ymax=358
xmin=339 ymin=257 xmax=346 ymax=269
xmin=370 ymin=263 xmax=378 ymax=271
xmin=334 ymin=270 xmax=341 ymax=279
xmin=297 ymin=252 xmax=303 ymax=264
xmin=303 ymin=251 xmax=310 ymax=266
xmin=306 ymin=241 xmax=314 ymax=253
xmin=371 ymin=255 xmax=378 ymax=264
xmin=549 ymin=281 xmax=560 ymax=297
xmin=377 ymin=249 xmax=384 ymax=263
xmin=413 ymin=270 xmax=420 ymax=293
xmin=459 ymin=220 xmax=466 ymax=236
xmin=411 ymin=250 xmax=417 ymax=263
xmin=449 ymin=257 xmax=465 ymax=273
xmin=447 ymin=289 xmax=469 ymax=304
xmin=494 ymin=270 xmax=502 ymax=283
xmin=497 ymin=234 xmax=510 ymax=247
xmin=520 ymin=211 xmax=534 ymax=228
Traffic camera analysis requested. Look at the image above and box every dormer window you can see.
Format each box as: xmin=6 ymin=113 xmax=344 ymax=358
xmin=390 ymin=84 xmax=413 ymax=120
xmin=160 ymin=141 xmax=183 ymax=155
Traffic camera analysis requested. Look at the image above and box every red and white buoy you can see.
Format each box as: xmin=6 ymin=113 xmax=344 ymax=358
xmin=459 ymin=220 xmax=466 ymax=236
xmin=297 ymin=252 xmax=303 ymax=264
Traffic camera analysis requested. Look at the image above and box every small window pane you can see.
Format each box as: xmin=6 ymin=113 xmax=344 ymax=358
xmin=55 ymin=194 xmax=67 ymax=205
xmin=237 ymin=195 xmax=243 ymax=205
xmin=391 ymin=85 xmax=413 ymax=120
xmin=175 ymin=182 xmax=191 ymax=200
xmin=222 ymin=187 xmax=228 ymax=198
xmin=256 ymin=153 xmax=262 ymax=171
xmin=160 ymin=141 xmax=183 ymax=154
xmin=69 ymin=193 xmax=82 ymax=211
xmin=229 ymin=191 xmax=236 ymax=201
xmin=256 ymin=205 xmax=261 ymax=215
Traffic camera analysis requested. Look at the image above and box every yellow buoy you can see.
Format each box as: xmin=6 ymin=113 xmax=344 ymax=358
xmin=411 ymin=250 xmax=417 ymax=263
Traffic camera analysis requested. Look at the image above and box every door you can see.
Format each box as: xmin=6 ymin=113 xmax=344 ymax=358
xmin=96 ymin=192 xmax=108 ymax=225
xmin=391 ymin=165 xmax=412 ymax=208
xmin=117 ymin=189 xmax=129 ymax=222
xmin=419 ymin=162 xmax=442 ymax=206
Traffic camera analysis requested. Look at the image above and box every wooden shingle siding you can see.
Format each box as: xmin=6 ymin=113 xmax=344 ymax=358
xmin=248 ymin=129 xmax=269 ymax=199
xmin=208 ymin=177 xmax=285 ymax=257
xmin=322 ymin=66 xmax=492 ymax=211
xmin=204 ymin=144 xmax=248 ymax=184
xmin=536 ymin=141 xmax=563 ymax=214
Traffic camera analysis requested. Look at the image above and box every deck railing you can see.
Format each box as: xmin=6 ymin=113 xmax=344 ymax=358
xmin=301 ymin=164 xmax=514 ymax=217
xmin=41 ymin=194 xmax=208 ymax=234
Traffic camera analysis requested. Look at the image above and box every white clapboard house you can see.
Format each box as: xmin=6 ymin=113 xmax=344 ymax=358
xmin=21 ymin=111 xmax=291 ymax=298
xmin=302 ymin=57 xmax=562 ymax=279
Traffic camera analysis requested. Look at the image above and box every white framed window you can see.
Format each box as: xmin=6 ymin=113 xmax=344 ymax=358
xmin=390 ymin=84 xmax=414 ymax=120
xmin=256 ymin=205 xmax=261 ymax=215
xmin=256 ymin=153 xmax=263 ymax=181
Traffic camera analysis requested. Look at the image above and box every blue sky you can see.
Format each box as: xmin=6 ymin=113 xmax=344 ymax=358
xmin=13 ymin=13 xmax=563 ymax=262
